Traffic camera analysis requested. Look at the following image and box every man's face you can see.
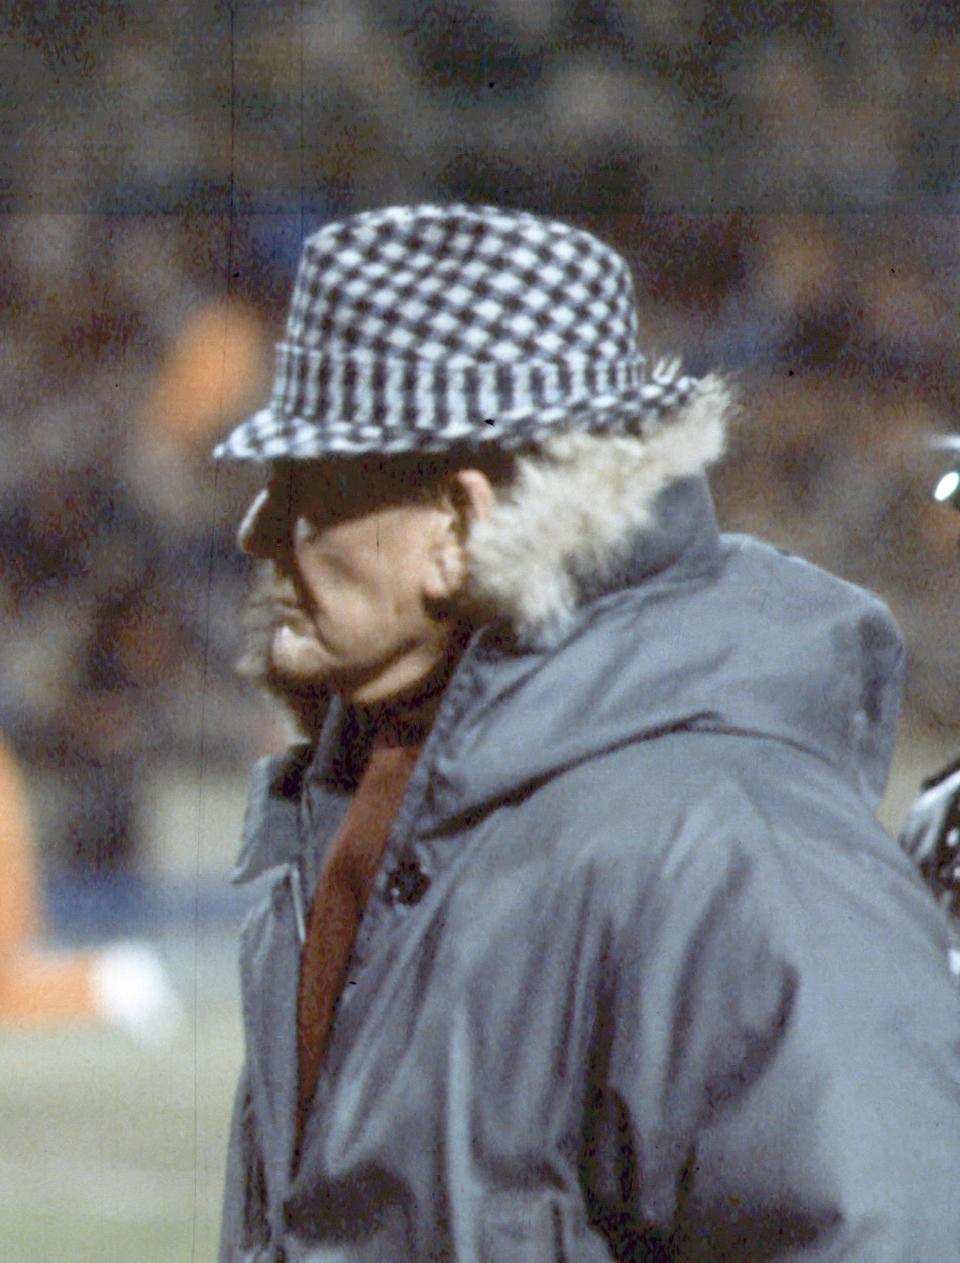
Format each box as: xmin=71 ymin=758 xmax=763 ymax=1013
xmin=238 ymin=460 xmax=456 ymax=704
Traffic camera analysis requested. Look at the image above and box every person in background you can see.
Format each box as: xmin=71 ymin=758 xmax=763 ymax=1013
xmin=214 ymin=204 xmax=960 ymax=1262
xmin=0 ymin=731 xmax=181 ymax=1041
xmin=899 ymin=435 xmax=960 ymax=927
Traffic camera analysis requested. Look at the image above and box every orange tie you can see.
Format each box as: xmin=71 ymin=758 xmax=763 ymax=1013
xmin=296 ymin=726 xmax=423 ymax=1126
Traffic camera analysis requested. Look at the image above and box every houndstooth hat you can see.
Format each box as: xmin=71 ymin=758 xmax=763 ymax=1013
xmin=213 ymin=204 xmax=701 ymax=461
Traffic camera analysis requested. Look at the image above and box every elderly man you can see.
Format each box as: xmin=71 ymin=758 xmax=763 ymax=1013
xmin=214 ymin=205 xmax=960 ymax=1262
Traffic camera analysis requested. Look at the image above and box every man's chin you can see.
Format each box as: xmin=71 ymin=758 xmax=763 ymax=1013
xmin=269 ymin=625 xmax=332 ymax=683
xmin=269 ymin=627 xmax=377 ymax=698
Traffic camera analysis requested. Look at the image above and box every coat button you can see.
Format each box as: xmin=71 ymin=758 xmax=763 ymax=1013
xmin=386 ymin=851 xmax=431 ymax=907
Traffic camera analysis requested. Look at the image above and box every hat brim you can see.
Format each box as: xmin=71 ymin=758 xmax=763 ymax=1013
xmin=212 ymin=384 xmax=700 ymax=463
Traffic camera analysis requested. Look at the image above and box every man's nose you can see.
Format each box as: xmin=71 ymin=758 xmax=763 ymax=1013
xmin=237 ymin=489 xmax=289 ymax=558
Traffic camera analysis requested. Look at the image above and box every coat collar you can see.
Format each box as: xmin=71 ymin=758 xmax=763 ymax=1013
xmin=465 ymin=377 xmax=731 ymax=648
xmin=231 ymin=743 xmax=315 ymax=884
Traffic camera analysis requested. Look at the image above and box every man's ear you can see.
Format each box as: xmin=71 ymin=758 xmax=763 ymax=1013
xmin=423 ymin=468 xmax=496 ymax=603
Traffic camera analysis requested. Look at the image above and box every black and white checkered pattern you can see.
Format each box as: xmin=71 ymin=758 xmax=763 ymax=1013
xmin=214 ymin=204 xmax=701 ymax=461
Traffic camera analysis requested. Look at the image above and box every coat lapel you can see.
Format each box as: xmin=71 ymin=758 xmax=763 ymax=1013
xmin=233 ymin=716 xmax=356 ymax=1189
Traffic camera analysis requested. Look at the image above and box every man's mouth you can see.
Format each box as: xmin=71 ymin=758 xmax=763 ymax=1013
xmin=270 ymin=594 xmax=305 ymax=624
xmin=275 ymin=593 xmax=327 ymax=642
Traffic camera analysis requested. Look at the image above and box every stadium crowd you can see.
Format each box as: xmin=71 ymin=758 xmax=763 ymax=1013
xmin=2 ymin=0 xmax=960 ymax=883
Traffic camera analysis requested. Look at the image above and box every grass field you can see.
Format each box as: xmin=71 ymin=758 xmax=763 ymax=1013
xmin=0 ymin=929 xmax=244 ymax=1263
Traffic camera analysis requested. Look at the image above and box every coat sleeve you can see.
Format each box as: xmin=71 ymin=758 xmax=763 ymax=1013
xmin=219 ymin=1060 xmax=269 ymax=1263
xmin=582 ymin=778 xmax=960 ymax=1262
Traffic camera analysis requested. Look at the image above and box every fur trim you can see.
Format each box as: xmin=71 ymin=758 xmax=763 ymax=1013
xmin=466 ymin=372 xmax=734 ymax=648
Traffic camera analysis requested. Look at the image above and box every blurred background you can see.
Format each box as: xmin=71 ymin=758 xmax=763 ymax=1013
xmin=3 ymin=1 xmax=960 ymax=1258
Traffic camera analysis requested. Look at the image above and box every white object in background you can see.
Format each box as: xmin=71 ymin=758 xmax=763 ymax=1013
xmin=90 ymin=942 xmax=184 ymax=1047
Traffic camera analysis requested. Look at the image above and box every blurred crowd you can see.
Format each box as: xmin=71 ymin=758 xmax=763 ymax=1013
xmin=2 ymin=0 xmax=960 ymax=881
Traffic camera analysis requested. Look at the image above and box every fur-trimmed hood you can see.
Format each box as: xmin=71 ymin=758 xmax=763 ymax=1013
xmin=410 ymin=369 xmax=904 ymax=821
xmin=466 ymin=372 xmax=731 ymax=648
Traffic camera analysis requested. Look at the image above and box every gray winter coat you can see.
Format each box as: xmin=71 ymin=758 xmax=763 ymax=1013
xmin=221 ymin=478 xmax=960 ymax=1261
